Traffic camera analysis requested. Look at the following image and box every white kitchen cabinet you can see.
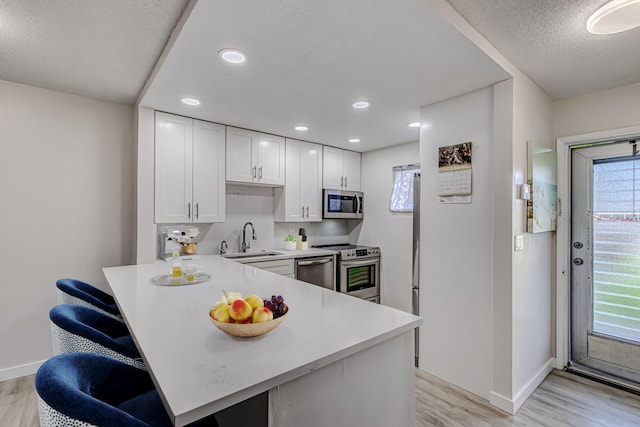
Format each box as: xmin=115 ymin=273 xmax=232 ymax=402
xmin=322 ymin=146 xmax=361 ymax=190
xmin=244 ymin=258 xmax=295 ymax=278
xmin=154 ymin=112 xmax=225 ymax=223
xmin=226 ymin=127 xmax=285 ymax=185
xmin=274 ymin=139 xmax=323 ymax=222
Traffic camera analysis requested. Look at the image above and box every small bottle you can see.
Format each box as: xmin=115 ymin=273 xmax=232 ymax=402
xmin=170 ymin=251 xmax=183 ymax=278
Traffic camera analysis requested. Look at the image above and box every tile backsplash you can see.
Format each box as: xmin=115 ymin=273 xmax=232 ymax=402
xmin=158 ymin=184 xmax=362 ymax=257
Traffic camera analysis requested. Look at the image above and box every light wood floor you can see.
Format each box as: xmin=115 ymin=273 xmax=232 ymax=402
xmin=416 ymin=369 xmax=640 ymax=426
xmin=3 ymin=369 xmax=640 ymax=426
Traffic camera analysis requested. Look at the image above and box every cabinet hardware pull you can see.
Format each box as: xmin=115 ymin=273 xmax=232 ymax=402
xmin=297 ymin=258 xmax=333 ymax=266
xmin=252 ymin=166 xmax=257 ymax=178
xmin=341 ymin=176 xmax=344 ymax=187
xmin=302 ymin=207 xmax=305 ymax=218
xmin=306 ymin=206 xmax=309 ymax=217
xmin=196 ymin=203 xmax=199 ymax=219
xmin=188 ymin=202 xmax=191 ymax=219
xmin=345 ymin=176 xmax=348 ymax=188
xmin=258 ymin=166 xmax=263 ymax=179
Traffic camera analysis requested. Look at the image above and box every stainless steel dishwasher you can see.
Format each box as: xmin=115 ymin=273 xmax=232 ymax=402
xmin=294 ymin=255 xmax=335 ymax=291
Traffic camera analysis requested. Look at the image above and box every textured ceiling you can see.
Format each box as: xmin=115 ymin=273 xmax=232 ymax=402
xmin=2 ymin=1 xmax=638 ymax=150
xmin=140 ymin=0 xmax=509 ymax=151
xmin=446 ymin=0 xmax=640 ymax=99
xmin=0 ymin=0 xmax=187 ymax=104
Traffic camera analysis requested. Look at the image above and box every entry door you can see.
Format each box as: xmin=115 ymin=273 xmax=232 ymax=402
xmin=571 ymin=141 xmax=640 ymax=384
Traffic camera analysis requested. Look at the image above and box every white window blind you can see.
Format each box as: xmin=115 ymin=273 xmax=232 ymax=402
xmin=389 ymin=164 xmax=420 ymax=212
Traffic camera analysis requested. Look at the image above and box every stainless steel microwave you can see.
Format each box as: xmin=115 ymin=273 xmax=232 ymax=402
xmin=323 ymin=189 xmax=364 ymax=219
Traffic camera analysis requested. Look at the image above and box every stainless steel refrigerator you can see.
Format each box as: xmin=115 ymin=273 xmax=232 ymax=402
xmin=412 ymin=172 xmax=420 ymax=367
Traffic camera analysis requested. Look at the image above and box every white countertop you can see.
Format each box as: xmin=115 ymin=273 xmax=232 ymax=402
xmin=103 ymin=256 xmax=421 ymax=426
xmin=221 ymin=247 xmax=336 ymax=263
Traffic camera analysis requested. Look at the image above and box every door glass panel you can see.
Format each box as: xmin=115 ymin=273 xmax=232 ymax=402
xmin=593 ymin=158 xmax=640 ymax=342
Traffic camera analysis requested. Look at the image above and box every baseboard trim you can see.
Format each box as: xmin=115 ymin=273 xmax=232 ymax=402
xmin=0 ymin=360 xmax=46 ymax=382
xmin=489 ymin=357 xmax=556 ymax=414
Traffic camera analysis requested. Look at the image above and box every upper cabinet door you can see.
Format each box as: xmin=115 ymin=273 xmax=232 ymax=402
xmin=301 ymin=141 xmax=323 ymax=221
xmin=226 ymin=127 xmax=258 ymax=183
xmin=322 ymin=146 xmax=361 ymax=190
xmin=343 ymin=149 xmax=361 ymax=191
xmin=155 ymin=112 xmax=193 ymax=223
xmin=282 ymin=139 xmax=303 ymax=221
xmin=257 ymin=133 xmax=285 ymax=185
xmin=192 ymin=120 xmax=226 ymax=223
xmin=323 ymin=146 xmax=345 ymax=190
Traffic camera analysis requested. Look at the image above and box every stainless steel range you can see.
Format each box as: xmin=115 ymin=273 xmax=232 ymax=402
xmin=312 ymin=244 xmax=380 ymax=303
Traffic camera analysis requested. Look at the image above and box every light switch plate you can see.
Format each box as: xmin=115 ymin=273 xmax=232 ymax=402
xmin=514 ymin=234 xmax=524 ymax=251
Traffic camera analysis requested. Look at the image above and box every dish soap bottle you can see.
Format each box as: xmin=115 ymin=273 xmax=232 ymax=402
xmin=169 ymin=251 xmax=183 ymax=278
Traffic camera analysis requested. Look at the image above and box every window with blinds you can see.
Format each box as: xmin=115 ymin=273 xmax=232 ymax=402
xmin=389 ymin=164 xmax=420 ymax=212
xmin=592 ymin=157 xmax=640 ymax=341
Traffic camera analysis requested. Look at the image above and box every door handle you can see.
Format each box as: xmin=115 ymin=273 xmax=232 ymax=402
xmin=297 ymin=258 xmax=333 ymax=266
xmin=259 ymin=166 xmax=263 ymax=179
xmin=301 ymin=206 xmax=305 ymax=218
xmin=345 ymin=176 xmax=348 ymax=188
xmin=252 ymin=166 xmax=257 ymax=178
xmin=196 ymin=203 xmax=199 ymax=219
xmin=341 ymin=176 xmax=344 ymax=187
xmin=306 ymin=206 xmax=309 ymax=217
xmin=187 ymin=202 xmax=191 ymax=219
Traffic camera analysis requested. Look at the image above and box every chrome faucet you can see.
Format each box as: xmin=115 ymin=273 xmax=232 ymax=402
xmin=219 ymin=240 xmax=228 ymax=255
xmin=241 ymin=222 xmax=256 ymax=252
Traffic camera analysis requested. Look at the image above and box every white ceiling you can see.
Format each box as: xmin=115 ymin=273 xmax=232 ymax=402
xmin=1 ymin=1 xmax=639 ymax=151
xmin=0 ymin=0 xmax=187 ymax=104
xmin=140 ymin=0 xmax=509 ymax=152
xmin=447 ymin=0 xmax=640 ymax=100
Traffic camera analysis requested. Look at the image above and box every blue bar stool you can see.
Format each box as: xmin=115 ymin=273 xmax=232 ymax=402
xmin=56 ymin=278 xmax=122 ymax=321
xmin=36 ymin=352 xmax=219 ymax=427
xmin=49 ymin=304 xmax=145 ymax=370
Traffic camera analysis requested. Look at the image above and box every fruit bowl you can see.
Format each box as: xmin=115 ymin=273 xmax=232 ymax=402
xmin=209 ymin=305 xmax=288 ymax=337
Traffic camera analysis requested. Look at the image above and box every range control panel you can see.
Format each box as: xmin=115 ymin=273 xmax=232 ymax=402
xmin=340 ymin=247 xmax=380 ymax=259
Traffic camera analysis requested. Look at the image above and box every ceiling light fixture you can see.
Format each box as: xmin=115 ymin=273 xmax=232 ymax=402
xmin=349 ymin=138 xmax=360 ymax=143
xmin=408 ymin=122 xmax=421 ymax=128
xmin=181 ymin=97 xmax=201 ymax=106
xmin=294 ymin=125 xmax=309 ymax=132
xmin=587 ymin=0 xmax=640 ymax=34
xmin=219 ymin=49 xmax=247 ymax=64
xmin=351 ymin=101 xmax=370 ymax=109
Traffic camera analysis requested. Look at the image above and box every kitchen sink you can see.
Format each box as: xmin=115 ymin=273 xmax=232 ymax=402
xmin=222 ymin=251 xmax=284 ymax=260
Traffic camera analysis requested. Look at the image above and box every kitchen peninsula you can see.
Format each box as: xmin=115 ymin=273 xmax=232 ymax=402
xmin=103 ymin=256 xmax=421 ymax=427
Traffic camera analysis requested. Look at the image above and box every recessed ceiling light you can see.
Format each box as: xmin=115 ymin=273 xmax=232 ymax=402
xmin=349 ymin=138 xmax=360 ymax=143
xmin=351 ymin=101 xmax=370 ymax=109
xmin=181 ymin=97 xmax=200 ymax=106
xmin=587 ymin=0 xmax=640 ymax=34
xmin=408 ymin=122 xmax=421 ymax=128
xmin=219 ymin=49 xmax=247 ymax=64
xmin=294 ymin=125 xmax=309 ymax=132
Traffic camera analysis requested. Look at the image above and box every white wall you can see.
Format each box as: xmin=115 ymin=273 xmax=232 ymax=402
xmin=359 ymin=141 xmax=419 ymax=312
xmin=510 ymin=75 xmax=554 ymax=408
xmin=553 ymin=82 xmax=640 ymax=138
xmin=419 ymin=87 xmax=494 ymax=398
xmin=0 ymin=79 xmax=134 ymax=377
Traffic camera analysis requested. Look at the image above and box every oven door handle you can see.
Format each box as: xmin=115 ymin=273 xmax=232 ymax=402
xmin=297 ymin=258 xmax=333 ymax=266
xmin=341 ymin=258 xmax=379 ymax=267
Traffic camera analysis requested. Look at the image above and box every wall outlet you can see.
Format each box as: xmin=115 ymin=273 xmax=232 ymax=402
xmin=514 ymin=234 xmax=524 ymax=251
xmin=289 ymin=223 xmax=295 ymax=233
